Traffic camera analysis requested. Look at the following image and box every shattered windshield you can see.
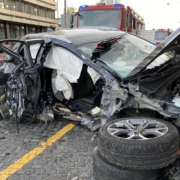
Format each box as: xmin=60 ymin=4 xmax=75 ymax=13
xmin=78 ymin=34 xmax=170 ymax=78
xmin=78 ymin=10 xmax=121 ymax=28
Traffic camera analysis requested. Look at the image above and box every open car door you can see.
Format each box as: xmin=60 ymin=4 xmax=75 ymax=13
xmin=0 ymin=39 xmax=47 ymax=125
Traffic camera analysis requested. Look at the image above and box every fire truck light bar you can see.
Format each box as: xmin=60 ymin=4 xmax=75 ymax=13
xmin=79 ymin=5 xmax=88 ymax=8
xmin=114 ymin=4 xmax=125 ymax=7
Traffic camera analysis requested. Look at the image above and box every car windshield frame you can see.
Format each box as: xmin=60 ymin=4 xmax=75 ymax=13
xmin=78 ymin=9 xmax=121 ymax=29
xmin=77 ymin=34 xmax=171 ymax=79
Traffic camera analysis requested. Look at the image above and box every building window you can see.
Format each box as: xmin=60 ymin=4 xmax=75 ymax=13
xmin=33 ymin=5 xmax=38 ymax=16
xmin=28 ymin=26 xmax=36 ymax=34
xmin=51 ymin=11 xmax=54 ymax=19
xmin=10 ymin=24 xmax=25 ymax=38
xmin=6 ymin=0 xmax=9 ymax=9
xmin=29 ymin=5 xmax=38 ymax=16
xmin=25 ymin=4 xmax=30 ymax=14
xmin=46 ymin=10 xmax=52 ymax=19
xmin=0 ymin=0 xmax=4 ymax=9
xmin=0 ymin=22 xmax=5 ymax=39
xmin=39 ymin=7 xmax=45 ymax=17
xmin=21 ymin=2 xmax=25 ymax=13
xmin=34 ymin=8 xmax=38 ymax=16
xmin=19 ymin=26 xmax=25 ymax=36
xmin=16 ymin=2 xmax=21 ymax=12
xmin=10 ymin=0 xmax=16 ymax=11
xmin=30 ymin=5 xmax=38 ymax=16
xmin=10 ymin=24 xmax=20 ymax=38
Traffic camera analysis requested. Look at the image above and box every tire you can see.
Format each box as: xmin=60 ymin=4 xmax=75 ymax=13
xmin=98 ymin=117 xmax=179 ymax=170
xmin=93 ymin=148 xmax=170 ymax=180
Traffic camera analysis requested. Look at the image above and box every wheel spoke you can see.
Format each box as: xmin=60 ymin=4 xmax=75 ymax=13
xmin=126 ymin=134 xmax=135 ymax=139
xmin=140 ymin=119 xmax=149 ymax=128
xmin=142 ymin=128 xmax=166 ymax=137
xmin=108 ymin=127 xmax=131 ymax=136
xmin=124 ymin=120 xmax=135 ymax=130
xmin=114 ymin=122 xmax=127 ymax=128
xmin=138 ymin=133 xmax=148 ymax=140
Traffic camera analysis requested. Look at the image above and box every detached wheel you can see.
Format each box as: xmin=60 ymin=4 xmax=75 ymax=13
xmin=93 ymin=148 xmax=170 ymax=180
xmin=98 ymin=117 xmax=179 ymax=170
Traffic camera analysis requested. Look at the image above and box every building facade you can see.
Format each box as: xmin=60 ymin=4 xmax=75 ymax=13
xmin=0 ymin=0 xmax=58 ymax=39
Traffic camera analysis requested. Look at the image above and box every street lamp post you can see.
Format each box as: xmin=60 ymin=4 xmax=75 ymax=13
xmin=64 ymin=0 xmax=66 ymax=28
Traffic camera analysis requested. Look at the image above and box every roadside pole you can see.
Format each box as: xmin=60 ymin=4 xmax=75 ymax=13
xmin=64 ymin=0 xmax=66 ymax=28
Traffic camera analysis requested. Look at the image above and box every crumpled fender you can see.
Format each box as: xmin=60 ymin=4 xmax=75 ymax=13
xmin=100 ymin=80 xmax=128 ymax=126
xmin=128 ymin=83 xmax=180 ymax=127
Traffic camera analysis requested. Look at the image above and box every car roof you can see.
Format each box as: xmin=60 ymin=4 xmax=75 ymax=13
xmin=25 ymin=29 xmax=126 ymax=47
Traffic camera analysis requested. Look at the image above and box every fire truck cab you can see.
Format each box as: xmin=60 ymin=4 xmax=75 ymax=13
xmin=75 ymin=3 xmax=145 ymax=33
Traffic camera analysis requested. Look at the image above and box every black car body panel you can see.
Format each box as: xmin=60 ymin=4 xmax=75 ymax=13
xmin=24 ymin=29 xmax=125 ymax=47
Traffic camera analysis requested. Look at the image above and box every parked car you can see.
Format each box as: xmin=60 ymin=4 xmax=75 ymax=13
xmin=0 ymin=28 xmax=180 ymax=178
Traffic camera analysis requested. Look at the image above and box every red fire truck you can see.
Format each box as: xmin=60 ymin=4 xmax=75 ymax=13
xmin=74 ymin=3 xmax=145 ymax=33
xmin=154 ymin=29 xmax=173 ymax=45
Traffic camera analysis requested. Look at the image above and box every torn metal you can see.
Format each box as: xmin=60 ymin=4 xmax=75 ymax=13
xmin=100 ymin=80 xmax=128 ymax=126
xmin=84 ymin=80 xmax=180 ymax=131
xmin=128 ymin=83 xmax=180 ymax=126
xmin=81 ymin=79 xmax=128 ymax=131
xmin=81 ymin=114 xmax=101 ymax=131
xmin=36 ymin=106 xmax=54 ymax=125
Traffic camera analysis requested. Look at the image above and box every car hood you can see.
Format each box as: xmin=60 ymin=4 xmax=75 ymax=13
xmin=128 ymin=27 xmax=180 ymax=78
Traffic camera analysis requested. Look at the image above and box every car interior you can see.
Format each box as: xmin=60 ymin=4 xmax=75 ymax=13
xmin=0 ymin=40 xmax=104 ymax=118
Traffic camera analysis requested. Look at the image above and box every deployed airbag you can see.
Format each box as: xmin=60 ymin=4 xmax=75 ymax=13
xmin=54 ymin=70 xmax=73 ymax=100
xmin=44 ymin=46 xmax=83 ymax=83
xmin=87 ymin=67 xmax=101 ymax=84
xmin=30 ymin=43 xmax=41 ymax=59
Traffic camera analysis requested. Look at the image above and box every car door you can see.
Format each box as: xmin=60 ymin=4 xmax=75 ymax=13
xmin=0 ymin=39 xmax=46 ymax=120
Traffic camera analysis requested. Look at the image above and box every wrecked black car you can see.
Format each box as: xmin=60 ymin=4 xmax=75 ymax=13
xmin=1 ymin=28 xmax=180 ymax=178
xmin=0 ymin=28 xmax=180 ymax=130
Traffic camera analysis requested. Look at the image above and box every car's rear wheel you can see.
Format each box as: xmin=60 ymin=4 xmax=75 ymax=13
xmin=93 ymin=148 xmax=170 ymax=180
xmin=98 ymin=117 xmax=179 ymax=170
